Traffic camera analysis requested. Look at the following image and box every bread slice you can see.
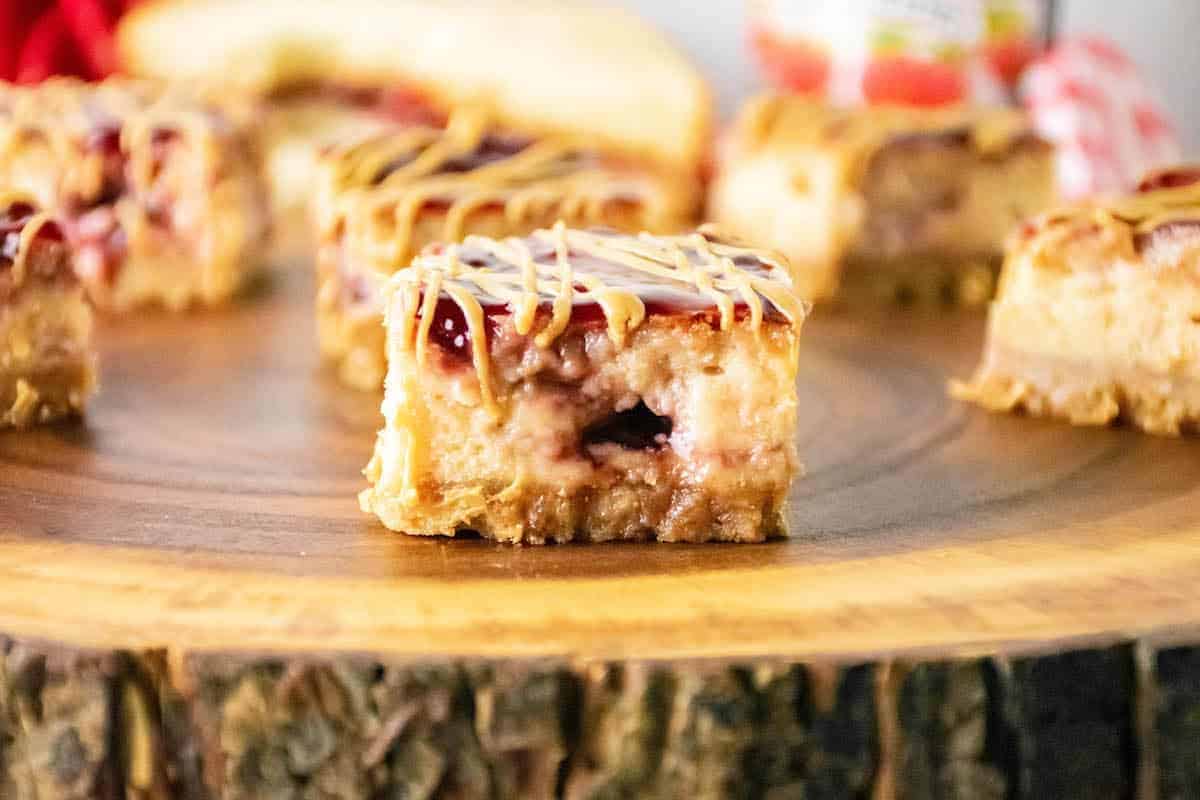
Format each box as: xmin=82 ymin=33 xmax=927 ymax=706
xmin=117 ymin=0 xmax=712 ymax=175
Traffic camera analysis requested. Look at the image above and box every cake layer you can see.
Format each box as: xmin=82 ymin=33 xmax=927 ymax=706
xmin=317 ymin=113 xmax=699 ymax=390
xmin=709 ymin=94 xmax=1056 ymax=303
xmin=0 ymin=79 xmax=270 ymax=311
xmin=360 ymin=225 xmax=808 ymax=543
xmin=954 ymin=165 xmax=1200 ymax=435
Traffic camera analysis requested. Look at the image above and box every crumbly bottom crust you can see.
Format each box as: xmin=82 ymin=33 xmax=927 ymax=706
xmin=951 ymin=343 xmax=1200 ymax=436
xmin=837 ymin=254 xmax=1000 ymax=308
xmin=361 ymin=477 xmax=789 ymax=544
xmin=1 ymin=360 xmax=96 ymax=428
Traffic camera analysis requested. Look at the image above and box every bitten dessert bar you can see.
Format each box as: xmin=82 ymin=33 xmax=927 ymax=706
xmin=953 ymin=166 xmax=1200 ymax=435
xmin=360 ymin=224 xmax=808 ymax=544
xmin=315 ymin=112 xmax=698 ymax=390
xmin=710 ymin=94 xmax=1057 ymax=304
xmin=0 ymin=79 xmax=269 ymax=311
xmin=0 ymin=197 xmax=96 ymax=428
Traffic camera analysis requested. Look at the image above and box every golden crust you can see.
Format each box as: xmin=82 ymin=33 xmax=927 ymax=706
xmin=0 ymin=78 xmax=270 ymax=311
xmin=117 ymin=0 xmax=712 ymax=175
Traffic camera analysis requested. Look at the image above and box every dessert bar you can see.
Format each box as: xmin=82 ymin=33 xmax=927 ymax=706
xmin=360 ymin=225 xmax=808 ymax=543
xmin=0 ymin=79 xmax=269 ymax=311
xmin=315 ymin=113 xmax=698 ymax=390
xmin=710 ymin=94 xmax=1057 ymax=304
xmin=118 ymin=1 xmax=712 ymax=233
xmin=0 ymin=198 xmax=96 ymax=428
xmin=953 ymin=166 xmax=1200 ymax=435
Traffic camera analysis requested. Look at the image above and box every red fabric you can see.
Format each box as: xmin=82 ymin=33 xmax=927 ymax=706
xmin=1 ymin=0 xmax=132 ymax=83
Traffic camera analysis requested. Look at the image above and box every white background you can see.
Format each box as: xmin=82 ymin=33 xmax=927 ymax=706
xmin=619 ymin=0 xmax=1200 ymax=153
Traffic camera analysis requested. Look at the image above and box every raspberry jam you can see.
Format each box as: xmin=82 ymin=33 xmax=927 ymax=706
xmin=0 ymin=202 xmax=62 ymax=268
xmin=373 ymin=134 xmax=534 ymax=185
xmin=421 ymin=294 xmax=784 ymax=363
xmin=81 ymin=120 xmax=127 ymax=208
xmin=1137 ymin=167 xmax=1200 ymax=194
xmin=438 ymin=134 xmax=532 ymax=174
xmin=425 ymin=296 xmax=506 ymax=363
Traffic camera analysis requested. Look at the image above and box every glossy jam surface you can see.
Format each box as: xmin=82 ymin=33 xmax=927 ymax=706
xmin=438 ymin=134 xmax=532 ymax=174
xmin=372 ymin=134 xmax=533 ymax=185
xmin=421 ymin=294 xmax=781 ymax=365
xmin=80 ymin=120 xmax=127 ymax=209
xmin=0 ymin=203 xmax=63 ymax=268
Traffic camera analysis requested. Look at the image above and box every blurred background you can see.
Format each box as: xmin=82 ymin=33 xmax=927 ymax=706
xmin=622 ymin=0 xmax=1200 ymax=152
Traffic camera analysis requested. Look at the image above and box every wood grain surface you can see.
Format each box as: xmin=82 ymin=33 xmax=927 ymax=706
xmin=1 ymin=265 xmax=1199 ymax=798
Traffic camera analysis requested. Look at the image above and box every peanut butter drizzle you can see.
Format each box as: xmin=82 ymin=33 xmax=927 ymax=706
xmin=735 ymin=92 xmax=1037 ymax=185
xmin=387 ymin=223 xmax=809 ymax=420
xmin=323 ymin=108 xmax=688 ymax=271
xmin=0 ymin=195 xmax=68 ymax=291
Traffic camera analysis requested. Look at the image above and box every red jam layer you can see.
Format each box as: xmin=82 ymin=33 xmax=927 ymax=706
xmin=421 ymin=294 xmax=785 ymax=364
xmin=0 ymin=202 xmax=63 ymax=267
xmin=1138 ymin=166 xmax=1200 ymax=194
xmin=373 ymin=134 xmax=533 ymax=185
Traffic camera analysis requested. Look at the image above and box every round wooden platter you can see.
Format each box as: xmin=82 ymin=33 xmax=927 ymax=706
xmin=2 ymin=265 xmax=1200 ymax=800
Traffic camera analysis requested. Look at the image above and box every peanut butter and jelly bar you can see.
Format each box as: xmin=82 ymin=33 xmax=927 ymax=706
xmin=0 ymin=198 xmax=96 ymax=428
xmin=360 ymin=225 xmax=808 ymax=544
xmin=316 ymin=112 xmax=699 ymax=390
xmin=953 ymin=166 xmax=1200 ymax=435
xmin=710 ymin=94 xmax=1057 ymax=304
xmin=0 ymin=79 xmax=269 ymax=311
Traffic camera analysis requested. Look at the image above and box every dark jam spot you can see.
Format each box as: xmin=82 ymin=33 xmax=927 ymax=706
xmin=149 ymin=127 xmax=180 ymax=180
xmin=887 ymin=127 xmax=973 ymax=151
xmin=1137 ymin=167 xmax=1200 ymax=194
xmin=85 ymin=123 xmax=121 ymax=157
xmin=437 ymin=134 xmax=532 ymax=174
xmin=582 ymin=401 xmax=673 ymax=451
xmin=424 ymin=296 xmax=505 ymax=363
xmin=371 ymin=153 xmax=417 ymax=185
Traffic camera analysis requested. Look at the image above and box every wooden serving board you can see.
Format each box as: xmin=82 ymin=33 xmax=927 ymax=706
xmin=2 ymin=265 xmax=1199 ymax=799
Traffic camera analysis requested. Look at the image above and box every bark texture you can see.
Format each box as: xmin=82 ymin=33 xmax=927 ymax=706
xmin=0 ymin=637 xmax=1192 ymax=799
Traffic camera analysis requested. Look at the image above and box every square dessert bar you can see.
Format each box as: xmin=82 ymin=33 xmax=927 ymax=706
xmin=953 ymin=166 xmax=1200 ymax=435
xmin=710 ymin=94 xmax=1057 ymax=304
xmin=315 ymin=111 xmax=699 ymax=390
xmin=360 ymin=224 xmax=809 ymax=543
xmin=0 ymin=79 xmax=269 ymax=311
xmin=0 ymin=198 xmax=96 ymax=428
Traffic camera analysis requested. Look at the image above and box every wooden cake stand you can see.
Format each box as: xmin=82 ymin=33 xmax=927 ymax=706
xmin=1 ymin=266 xmax=1198 ymax=799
